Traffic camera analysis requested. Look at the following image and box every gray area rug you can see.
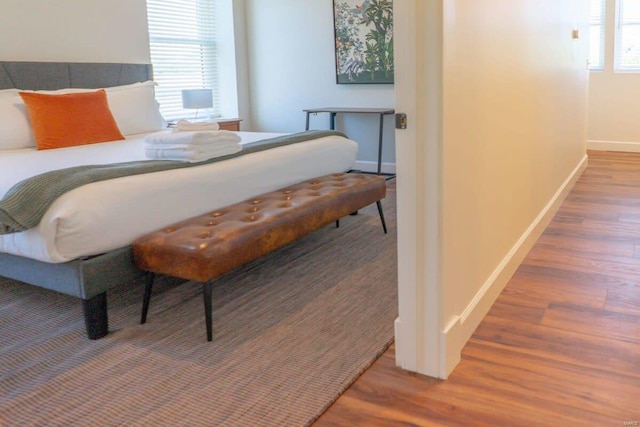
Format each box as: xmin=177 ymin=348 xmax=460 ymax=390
xmin=0 ymin=183 xmax=397 ymax=427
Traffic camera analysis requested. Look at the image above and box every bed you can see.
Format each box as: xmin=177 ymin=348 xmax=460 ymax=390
xmin=0 ymin=61 xmax=358 ymax=339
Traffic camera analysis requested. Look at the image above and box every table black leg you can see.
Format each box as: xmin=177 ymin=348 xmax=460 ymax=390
xmin=203 ymin=282 xmax=213 ymax=342
xmin=330 ymin=112 xmax=336 ymax=130
xmin=305 ymin=112 xmax=310 ymax=131
xmin=377 ymin=113 xmax=384 ymax=175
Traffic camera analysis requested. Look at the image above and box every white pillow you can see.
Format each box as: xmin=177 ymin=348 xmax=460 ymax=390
xmin=0 ymin=91 xmax=35 ymax=150
xmin=104 ymin=81 xmax=167 ymax=136
xmin=22 ymin=81 xmax=167 ymax=136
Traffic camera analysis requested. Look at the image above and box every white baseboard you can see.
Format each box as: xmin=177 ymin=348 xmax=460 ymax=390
xmin=587 ymin=140 xmax=640 ymax=152
xmin=353 ymin=160 xmax=396 ymax=175
xmin=393 ymin=317 xmax=404 ymax=369
xmin=439 ymin=154 xmax=589 ymax=377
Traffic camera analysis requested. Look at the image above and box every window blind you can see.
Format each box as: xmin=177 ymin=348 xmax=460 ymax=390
xmin=146 ymin=0 xmax=220 ymax=120
xmin=590 ymin=0 xmax=606 ymax=70
xmin=616 ymin=0 xmax=640 ymax=70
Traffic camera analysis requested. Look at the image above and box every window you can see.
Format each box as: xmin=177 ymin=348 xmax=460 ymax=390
xmin=616 ymin=0 xmax=640 ymax=70
xmin=146 ymin=0 xmax=219 ymax=120
xmin=590 ymin=0 xmax=606 ymax=70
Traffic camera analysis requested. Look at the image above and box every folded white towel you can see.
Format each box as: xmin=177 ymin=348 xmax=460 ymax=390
xmin=144 ymin=130 xmax=241 ymax=146
xmin=145 ymin=142 xmax=242 ymax=163
xmin=174 ymin=119 xmax=220 ymax=132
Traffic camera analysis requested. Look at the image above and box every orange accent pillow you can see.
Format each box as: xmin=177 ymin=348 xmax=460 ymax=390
xmin=19 ymin=90 xmax=125 ymax=150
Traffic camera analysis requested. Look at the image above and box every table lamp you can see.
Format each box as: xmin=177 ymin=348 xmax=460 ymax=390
xmin=181 ymin=89 xmax=213 ymax=120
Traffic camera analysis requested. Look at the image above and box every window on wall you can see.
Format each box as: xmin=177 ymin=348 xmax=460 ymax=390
xmin=590 ymin=0 xmax=606 ymax=70
xmin=616 ymin=0 xmax=640 ymax=70
xmin=146 ymin=0 xmax=219 ymax=120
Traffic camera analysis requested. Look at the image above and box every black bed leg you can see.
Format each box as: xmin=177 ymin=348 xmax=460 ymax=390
xmin=82 ymin=292 xmax=108 ymax=340
xmin=141 ymin=272 xmax=155 ymax=324
xmin=203 ymin=282 xmax=213 ymax=341
xmin=376 ymin=200 xmax=388 ymax=234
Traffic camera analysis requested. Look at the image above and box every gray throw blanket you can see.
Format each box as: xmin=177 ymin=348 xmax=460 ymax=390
xmin=0 ymin=130 xmax=346 ymax=234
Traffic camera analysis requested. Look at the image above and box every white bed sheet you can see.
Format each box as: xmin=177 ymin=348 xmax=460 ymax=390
xmin=0 ymin=132 xmax=358 ymax=263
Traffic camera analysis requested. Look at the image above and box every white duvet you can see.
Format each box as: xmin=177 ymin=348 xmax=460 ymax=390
xmin=0 ymin=132 xmax=358 ymax=263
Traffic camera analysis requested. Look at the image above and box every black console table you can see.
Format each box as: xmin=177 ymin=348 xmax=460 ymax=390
xmin=303 ymin=107 xmax=395 ymax=176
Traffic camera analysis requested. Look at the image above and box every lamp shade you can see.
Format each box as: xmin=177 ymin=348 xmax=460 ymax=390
xmin=181 ymin=89 xmax=213 ymax=109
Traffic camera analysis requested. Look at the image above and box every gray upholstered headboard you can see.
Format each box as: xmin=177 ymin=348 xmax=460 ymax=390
xmin=0 ymin=61 xmax=153 ymax=90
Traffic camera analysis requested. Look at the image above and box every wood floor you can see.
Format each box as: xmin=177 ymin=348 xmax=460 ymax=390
xmin=314 ymin=151 xmax=640 ymax=426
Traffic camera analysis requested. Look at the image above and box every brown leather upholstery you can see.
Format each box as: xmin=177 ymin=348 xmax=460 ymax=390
xmin=133 ymin=173 xmax=386 ymax=283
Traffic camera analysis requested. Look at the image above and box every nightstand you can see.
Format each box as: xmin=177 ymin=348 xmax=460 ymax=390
xmin=216 ymin=118 xmax=242 ymax=131
xmin=167 ymin=118 xmax=242 ymax=131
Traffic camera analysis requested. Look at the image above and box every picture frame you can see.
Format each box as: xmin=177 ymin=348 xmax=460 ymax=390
xmin=333 ymin=0 xmax=394 ymax=84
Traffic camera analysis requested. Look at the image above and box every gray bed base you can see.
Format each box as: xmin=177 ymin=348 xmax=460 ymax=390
xmin=0 ymin=61 xmax=154 ymax=339
xmin=0 ymin=248 xmax=143 ymax=338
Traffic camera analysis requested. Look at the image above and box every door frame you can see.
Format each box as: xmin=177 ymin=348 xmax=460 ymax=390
xmin=393 ymin=0 xmax=447 ymax=378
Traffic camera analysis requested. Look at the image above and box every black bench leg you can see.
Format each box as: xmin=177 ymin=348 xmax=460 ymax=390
xmin=336 ymin=219 xmax=340 ymax=228
xmin=376 ymin=200 xmax=388 ymax=234
xmin=82 ymin=292 xmax=108 ymax=340
xmin=141 ymin=272 xmax=155 ymax=324
xmin=203 ymin=282 xmax=213 ymax=342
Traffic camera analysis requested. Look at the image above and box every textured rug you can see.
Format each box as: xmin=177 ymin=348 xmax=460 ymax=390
xmin=0 ymin=182 xmax=397 ymax=427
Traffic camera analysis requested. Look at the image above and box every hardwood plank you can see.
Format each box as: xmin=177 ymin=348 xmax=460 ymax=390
xmin=534 ymin=233 xmax=635 ymax=258
xmin=541 ymin=303 xmax=640 ymax=344
xmin=544 ymin=217 xmax=640 ymax=241
xmin=495 ymin=282 xmax=607 ymax=311
xmin=471 ymin=316 xmax=640 ymax=379
xmin=484 ymin=298 xmax=546 ymax=323
xmin=619 ymin=213 xmax=640 ymax=224
xmin=515 ymin=263 xmax=632 ymax=288
xmin=605 ymin=285 xmax=640 ymax=316
xmin=460 ymin=341 xmax=639 ymax=420
xmin=524 ymin=248 xmax=640 ymax=282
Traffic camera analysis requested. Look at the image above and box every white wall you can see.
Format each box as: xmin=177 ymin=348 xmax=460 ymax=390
xmin=244 ymin=0 xmax=396 ymax=172
xmin=394 ymin=0 xmax=590 ymax=378
xmin=589 ymin=73 xmax=640 ymax=149
xmin=0 ymin=0 xmax=150 ymax=63
xmin=587 ymin=0 xmax=640 ymax=151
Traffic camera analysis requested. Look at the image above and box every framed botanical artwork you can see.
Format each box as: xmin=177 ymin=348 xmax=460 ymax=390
xmin=333 ymin=0 xmax=394 ymax=84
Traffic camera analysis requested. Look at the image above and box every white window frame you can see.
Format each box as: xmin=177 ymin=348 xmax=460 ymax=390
xmin=146 ymin=0 xmax=220 ymax=120
xmin=615 ymin=0 xmax=640 ymax=72
xmin=590 ymin=0 xmax=606 ymax=71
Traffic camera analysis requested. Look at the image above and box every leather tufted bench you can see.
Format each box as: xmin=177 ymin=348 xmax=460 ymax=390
xmin=133 ymin=173 xmax=387 ymax=341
